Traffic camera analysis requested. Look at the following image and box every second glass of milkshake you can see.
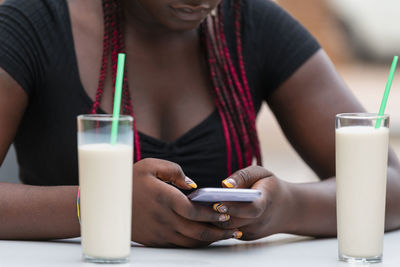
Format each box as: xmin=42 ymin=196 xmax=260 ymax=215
xmin=336 ymin=113 xmax=389 ymax=263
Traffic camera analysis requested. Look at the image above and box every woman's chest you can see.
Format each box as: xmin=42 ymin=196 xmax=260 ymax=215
xmin=68 ymin=1 xmax=216 ymax=142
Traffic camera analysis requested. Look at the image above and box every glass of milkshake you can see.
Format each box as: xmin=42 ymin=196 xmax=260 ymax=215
xmin=77 ymin=114 xmax=133 ymax=263
xmin=336 ymin=113 xmax=389 ymax=263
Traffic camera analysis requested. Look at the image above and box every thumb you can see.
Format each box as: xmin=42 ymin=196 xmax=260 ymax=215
xmin=221 ymin=166 xmax=273 ymax=189
xmin=153 ymin=159 xmax=198 ymax=190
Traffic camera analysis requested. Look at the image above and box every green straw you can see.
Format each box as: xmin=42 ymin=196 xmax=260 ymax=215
xmin=110 ymin=53 xmax=126 ymax=144
xmin=375 ymin=55 xmax=398 ymax=128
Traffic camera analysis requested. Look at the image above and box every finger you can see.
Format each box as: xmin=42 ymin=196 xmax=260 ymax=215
xmin=221 ymin=166 xmax=273 ymax=189
xmin=169 ymin=233 xmax=211 ymax=248
xmin=213 ymin=203 xmax=228 ymax=213
xmin=216 ymin=200 xmax=266 ymax=219
xmin=213 ymin=217 xmax=251 ymax=230
xmin=171 ymin=193 xmax=231 ymax=222
xmin=216 ymin=202 xmax=261 ymax=219
xmin=214 ymin=179 xmax=268 ymax=219
xmin=175 ymin=216 xmax=239 ymax=242
xmin=143 ymin=158 xmax=198 ymax=190
xmin=238 ymin=224 xmax=265 ymax=241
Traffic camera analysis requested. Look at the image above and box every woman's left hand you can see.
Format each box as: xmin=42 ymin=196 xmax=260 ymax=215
xmin=213 ymin=166 xmax=295 ymax=240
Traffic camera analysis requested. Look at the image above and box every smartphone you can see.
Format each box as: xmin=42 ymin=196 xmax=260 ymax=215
xmin=188 ymin=188 xmax=262 ymax=202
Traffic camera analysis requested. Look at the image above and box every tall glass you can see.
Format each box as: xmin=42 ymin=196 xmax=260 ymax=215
xmin=77 ymin=115 xmax=133 ymax=263
xmin=336 ymin=113 xmax=389 ymax=263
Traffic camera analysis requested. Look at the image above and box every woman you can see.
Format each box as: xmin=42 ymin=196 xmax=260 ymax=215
xmin=0 ymin=0 xmax=399 ymax=247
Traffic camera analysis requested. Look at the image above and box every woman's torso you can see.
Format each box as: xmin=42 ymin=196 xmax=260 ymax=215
xmin=0 ymin=0 xmax=319 ymax=186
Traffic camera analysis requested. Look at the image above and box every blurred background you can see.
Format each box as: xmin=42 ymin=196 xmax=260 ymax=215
xmin=1 ymin=0 xmax=400 ymax=183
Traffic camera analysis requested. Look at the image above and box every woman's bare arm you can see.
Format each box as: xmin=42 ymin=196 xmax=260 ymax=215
xmin=0 ymin=69 xmax=80 ymax=239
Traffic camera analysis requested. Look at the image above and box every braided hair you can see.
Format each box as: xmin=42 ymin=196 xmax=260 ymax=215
xmin=91 ymin=0 xmax=262 ymax=175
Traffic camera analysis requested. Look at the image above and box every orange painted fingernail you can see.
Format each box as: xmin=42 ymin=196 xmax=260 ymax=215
xmin=222 ymin=178 xmax=236 ymax=188
xmin=188 ymin=183 xmax=197 ymax=189
xmin=213 ymin=203 xmax=219 ymax=211
xmin=213 ymin=203 xmax=227 ymax=213
xmin=232 ymin=230 xmax=243 ymax=239
xmin=185 ymin=177 xmax=198 ymax=189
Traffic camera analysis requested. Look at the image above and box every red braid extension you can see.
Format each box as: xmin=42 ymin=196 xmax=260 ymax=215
xmin=115 ymin=1 xmax=141 ymax=160
xmin=212 ymin=9 xmax=252 ymax=166
xmin=91 ymin=0 xmax=111 ymax=114
xmin=204 ymin=2 xmax=257 ymax=169
xmin=234 ymin=0 xmax=256 ymax=118
xmin=203 ymin=24 xmax=243 ymax=170
xmin=233 ymin=0 xmax=261 ymax=164
xmin=115 ymin=2 xmax=129 ymax=115
xmin=218 ymin=0 xmax=261 ymax=166
xmin=110 ymin=3 xmax=118 ymax=99
xmin=206 ymin=56 xmax=233 ymax=174
xmin=205 ymin=21 xmax=245 ymax=169
xmin=216 ymin=1 xmax=261 ymax=166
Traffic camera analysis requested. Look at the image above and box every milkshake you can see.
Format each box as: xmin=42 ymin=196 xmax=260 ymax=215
xmin=79 ymin=144 xmax=133 ymax=260
xmin=77 ymin=114 xmax=133 ymax=263
xmin=336 ymin=113 xmax=389 ymax=263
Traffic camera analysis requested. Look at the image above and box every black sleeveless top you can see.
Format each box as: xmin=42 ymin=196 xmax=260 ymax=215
xmin=0 ymin=0 xmax=320 ymax=187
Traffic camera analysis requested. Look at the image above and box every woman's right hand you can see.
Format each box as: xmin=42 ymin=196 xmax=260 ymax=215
xmin=131 ymin=158 xmax=240 ymax=247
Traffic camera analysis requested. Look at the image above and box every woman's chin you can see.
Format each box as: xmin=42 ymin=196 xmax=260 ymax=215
xmin=161 ymin=19 xmax=206 ymax=33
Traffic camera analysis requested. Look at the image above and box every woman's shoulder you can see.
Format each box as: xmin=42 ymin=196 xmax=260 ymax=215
xmin=0 ymin=0 xmax=71 ymax=39
xmin=0 ymin=0 xmax=68 ymax=19
xmin=0 ymin=0 xmax=71 ymax=95
xmin=222 ymin=0 xmax=315 ymax=45
xmin=223 ymin=0 xmax=291 ymax=23
xmin=242 ymin=0 xmax=286 ymax=15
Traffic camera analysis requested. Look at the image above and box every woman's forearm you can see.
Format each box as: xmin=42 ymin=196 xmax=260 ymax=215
xmin=384 ymin=166 xmax=400 ymax=230
xmin=286 ymin=177 xmax=337 ymax=237
xmin=0 ymin=183 xmax=80 ymax=240
xmin=286 ymin=166 xmax=400 ymax=237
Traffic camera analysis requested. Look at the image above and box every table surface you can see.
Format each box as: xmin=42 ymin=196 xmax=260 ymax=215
xmin=1 ymin=231 xmax=400 ymax=267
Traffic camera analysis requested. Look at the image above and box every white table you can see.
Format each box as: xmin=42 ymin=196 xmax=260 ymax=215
xmin=1 ymin=231 xmax=400 ymax=267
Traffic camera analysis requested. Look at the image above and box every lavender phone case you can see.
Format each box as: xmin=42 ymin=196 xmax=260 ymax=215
xmin=188 ymin=188 xmax=262 ymax=202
